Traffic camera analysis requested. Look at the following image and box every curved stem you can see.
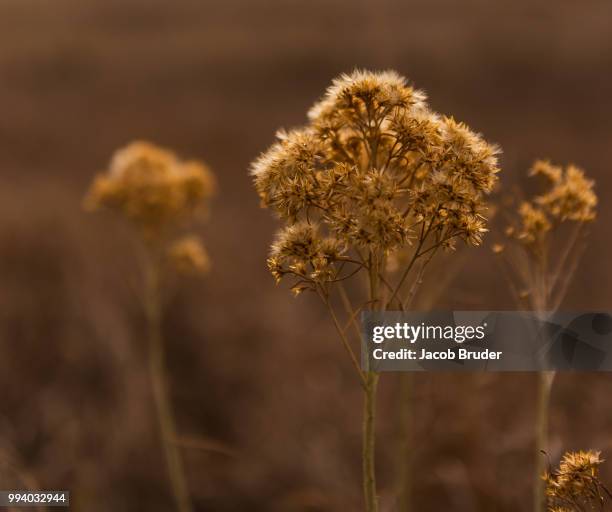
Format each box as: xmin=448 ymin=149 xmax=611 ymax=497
xmin=145 ymin=257 xmax=193 ymax=512
xmin=320 ymin=290 xmax=367 ymax=389
xmin=534 ymin=370 xmax=555 ymax=512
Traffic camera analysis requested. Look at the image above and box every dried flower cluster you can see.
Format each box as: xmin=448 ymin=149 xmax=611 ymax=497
xmin=494 ymin=159 xmax=597 ymax=312
xmin=85 ymin=141 xmax=215 ymax=275
xmin=252 ymin=70 xmax=500 ymax=296
xmin=505 ymin=160 xmax=597 ymax=246
xmin=544 ymin=450 xmax=611 ymax=511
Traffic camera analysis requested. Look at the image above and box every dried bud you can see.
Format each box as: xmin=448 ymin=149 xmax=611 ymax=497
xmin=167 ymin=235 xmax=210 ymax=276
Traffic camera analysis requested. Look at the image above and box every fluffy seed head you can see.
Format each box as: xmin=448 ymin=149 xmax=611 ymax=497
xmin=85 ymin=141 xmax=216 ymax=238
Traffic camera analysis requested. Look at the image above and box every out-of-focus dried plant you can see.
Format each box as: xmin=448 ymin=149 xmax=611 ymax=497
xmin=85 ymin=141 xmax=215 ymax=240
xmin=544 ymin=450 xmax=612 ymax=511
xmin=84 ymin=141 xmax=216 ymax=512
xmin=251 ymin=69 xmax=500 ymax=511
xmin=495 ymin=160 xmax=596 ymax=312
xmin=494 ymin=160 xmax=597 ymax=512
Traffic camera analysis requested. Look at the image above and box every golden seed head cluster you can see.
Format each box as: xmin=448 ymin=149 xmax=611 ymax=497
xmin=544 ymin=450 xmax=605 ymax=510
xmin=251 ymin=70 xmax=500 ymax=290
xmin=85 ymin=141 xmax=216 ymax=238
xmin=506 ymin=160 xmax=597 ymax=245
xmin=85 ymin=141 xmax=216 ymax=276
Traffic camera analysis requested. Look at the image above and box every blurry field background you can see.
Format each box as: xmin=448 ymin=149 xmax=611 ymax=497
xmin=0 ymin=1 xmax=611 ymax=510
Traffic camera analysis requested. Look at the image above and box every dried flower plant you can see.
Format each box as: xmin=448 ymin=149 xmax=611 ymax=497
xmin=85 ymin=141 xmax=216 ymax=512
xmin=251 ymin=70 xmax=500 ymax=511
xmin=544 ymin=450 xmax=612 ymax=511
xmin=495 ymin=160 xmax=596 ymax=311
xmin=494 ymin=160 xmax=597 ymax=512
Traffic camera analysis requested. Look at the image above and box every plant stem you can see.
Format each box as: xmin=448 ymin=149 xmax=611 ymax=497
xmin=534 ymin=370 xmax=555 ymax=512
xmin=145 ymin=256 xmax=193 ymax=512
xmin=362 ymin=252 xmax=380 ymax=512
xmin=397 ymin=372 xmax=413 ymax=512
xmin=321 ymin=290 xmax=366 ymax=388
xmin=363 ymin=370 xmax=379 ymax=512
xmin=533 ymin=245 xmax=555 ymax=512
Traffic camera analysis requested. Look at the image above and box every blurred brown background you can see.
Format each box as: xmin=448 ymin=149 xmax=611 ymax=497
xmin=0 ymin=0 xmax=611 ymax=510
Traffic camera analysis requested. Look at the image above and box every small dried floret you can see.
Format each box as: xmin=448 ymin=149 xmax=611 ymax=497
xmin=271 ymin=222 xmax=321 ymax=261
xmin=268 ymin=222 xmax=345 ymax=291
xmin=506 ymin=160 xmax=597 ymax=248
xmin=85 ymin=141 xmax=216 ymax=238
xmin=438 ymin=117 xmax=501 ymax=194
xmin=558 ymin=450 xmax=603 ymax=477
xmin=516 ymin=202 xmax=551 ymax=243
xmin=251 ymin=129 xmax=328 ymax=220
xmin=545 ymin=450 xmax=606 ymax=510
xmin=167 ymin=235 xmax=210 ymax=275
xmin=307 ymin=70 xmax=427 ymax=126
xmin=535 ymin=164 xmax=597 ymax=222
xmin=530 ymin=160 xmax=562 ymax=184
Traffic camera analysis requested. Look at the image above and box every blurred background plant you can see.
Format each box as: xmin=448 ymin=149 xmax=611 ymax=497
xmin=493 ymin=160 xmax=597 ymax=512
xmin=84 ymin=141 xmax=216 ymax=512
xmin=251 ymin=69 xmax=499 ymax=511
